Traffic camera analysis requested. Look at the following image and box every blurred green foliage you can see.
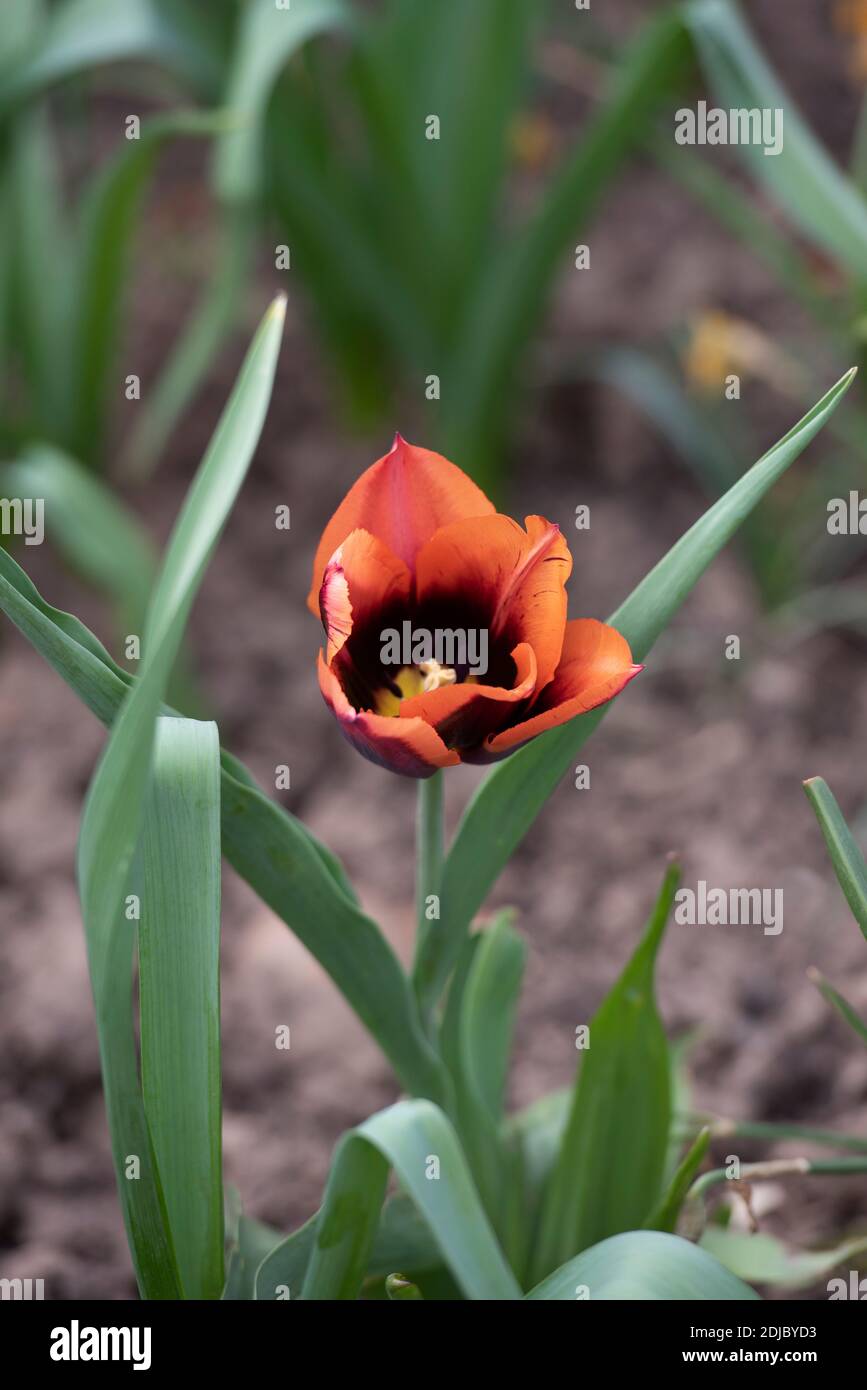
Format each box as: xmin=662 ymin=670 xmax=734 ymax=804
xmin=3 ymin=0 xmax=867 ymax=620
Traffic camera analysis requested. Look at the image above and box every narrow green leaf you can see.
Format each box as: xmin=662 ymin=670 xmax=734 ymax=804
xmin=223 ymin=1207 xmax=283 ymax=1301
xmin=808 ymin=967 xmax=867 ymax=1049
xmin=124 ymin=215 xmax=253 ymax=480
xmin=579 ymin=346 xmax=780 ymax=600
xmin=442 ymin=7 xmax=693 ymax=482
xmin=139 ymin=717 xmax=223 ymax=1298
xmin=5 ymin=108 xmax=69 ymax=427
xmin=75 ymin=296 xmax=285 ymax=1297
xmin=700 ymin=1227 xmax=867 ymax=1292
xmin=214 ymin=0 xmax=350 ymax=206
xmin=682 ymin=1113 xmax=867 ymax=1154
xmin=414 ymin=0 xmax=536 ymax=322
xmin=459 ymin=914 xmax=525 ymax=1126
xmin=664 ymin=1032 xmax=699 ymax=1181
xmin=440 ymin=912 xmax=525 ymax=1224
xmin=804 ymin=777 xmax=867 ymax=943
xmin=608 ymin=371 xmax=857 ymax=655
xmin=418 ymin=369 xmax=856 ymax=1007
xmin=531 ymin=864 xmax=678 ymax=1283
xmin=644 ymin=1126 xmax=711 ymax=1234
xmin=69 ymin=110 xmax=224 ymax=466
xmin=526 ymin=1230 xmax=759 ymax=1301
xmin=301 ymin=1100 xmax=521 ymax=1301
xmin=684 ymin=0 xmax=867 ymax=280
xmin=0 ymin=446 xmax=156 ymax=630
xmin=0 ymin=0 xmax=208 ymax=113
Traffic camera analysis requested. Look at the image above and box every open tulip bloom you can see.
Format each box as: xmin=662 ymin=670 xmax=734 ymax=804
xmin=312 ymin=435 xmax=642 ymax=776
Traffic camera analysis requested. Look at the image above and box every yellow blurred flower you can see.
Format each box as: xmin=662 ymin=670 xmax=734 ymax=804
xmin=835 ymin=0 xmax=867 ymax=80
xmin=510 ymin=112 xmax=556 ymax=171
xmin=683 ymin=310 xmax=803 ymax=396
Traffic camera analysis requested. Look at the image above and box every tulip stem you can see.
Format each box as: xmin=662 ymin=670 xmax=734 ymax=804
xmin=414 ymin=771 xmax=444 ymax=1010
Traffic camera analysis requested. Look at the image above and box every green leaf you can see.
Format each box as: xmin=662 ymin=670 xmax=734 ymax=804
xmin=442 ymin=7 xmax=693 ymax=484
xmin=808 ymin=968 xmax=867 ymax=1049
xmin=684 ymin=0 xmax=867 ymax=281
xmin=218 ymin=767 xmax=449 ymax=1105
xmin=651 ymin=135 xmax=846 ymax=336
xmin=123 ymin=214 xmax=253 ymax=480
xmin=644 ymin=1126 xmax=711 ymax=1234
xmin=385 ymin=1273 xmax=423 ymax=1300
xmin=579 ymin=346 xmax=782 ymax=602
xmin=526 ymin=1229 xmax=759 ymax=1300
xmin=418 ymin=368 xmax=856 ymax=1008
xmin=804 ymin=777 xmax=867 ymax=943
xmin=68 ymin=110 xmax=223 ymax=466
xmin=531 ymin=864 xmax=678 ymax=1283
xmin=439 ymin=912 xmax=525 ymax=1226
xmin=0 ymin=0 xmax=210 ymax=113
xmin=213 ymin=0 xmax=350 ymax=206
xmin=412 ymin=0 xmax=537 ymax=326
xmin=664 ymin=1032 xmax=699 ymax=1181
xmin=457 ymin=914 xmax=525 ymax=1127
xmin=4 ymin=108 xmax=69 ymax=427
xmin=505 ymin=1088 xmax=570 ymax=1195
xmin=139 ymin=717 xmax=223 ymax=1298
xmin=223 ymin=1207 xmax=283 ymax=1301
xmin=0 ymin=446 xmax=156 ymax=630
xmin=0 ymin=536 xmax=448 ymax=1111
xmin=700 ymin=1227 xmax=867 ymax=1292
xmin=253 ymin=1192 xmax=441 ymax=1301
xmin=301 ymin=1100 xmax=521 ymax=1301
xmin=75 ymin=295 xmax=285 ymax=1297
xmin=681 ymin=1114 xmax=867 ymax=1154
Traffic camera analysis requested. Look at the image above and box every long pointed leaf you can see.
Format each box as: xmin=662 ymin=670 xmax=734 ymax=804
xmin=76 ymin=296 xmax=285 ymax=1296
xmin=684 ymin=0 xmax=867 ymax=281
xmin=416 ymin=369 xmax=856 ymax=1007
xmin=803 ymin=776 xmax=867 ymax=942
xmin=69 ymin=110 xmax=226 ymax=466
xmin=0 ymin=446 xmax=155 ymax=631
xmin=214 ymin=0 xmax=350 ymax=206
xmin=139 ymin=717 xmax=223 ymax=1298
xmin=531 ymin=864 xmax=678 ymax=1282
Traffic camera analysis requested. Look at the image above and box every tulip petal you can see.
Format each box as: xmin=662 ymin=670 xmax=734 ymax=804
xmin=484 ymin=619 xmax=641 ymax=757
xmin=414 ymin=513 xmax=571 ymax=689
xmin=308 ymin=435 xmax=495 ymax=614
xmin=319 ymin=528 xmax=412 ymax=663
xmin=317 ymin=652 xmax=460 ymax=777
xmin=398 ymin=642 xmax=538 ymax=752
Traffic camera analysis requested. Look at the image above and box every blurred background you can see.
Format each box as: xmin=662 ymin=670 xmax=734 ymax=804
xmin=2 ymin=0 xmax=867 ymax=1298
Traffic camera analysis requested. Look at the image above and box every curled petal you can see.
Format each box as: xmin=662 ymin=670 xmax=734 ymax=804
xmin=319 ymin=528 xmax=412 ymax=663
xmin=317 ymin=652 xmax=459 ymax=778
xmin=484 ymin=619 xmax=641 ymax=757
xmin=308 ymin=434 xmax=495 ymax=614
xmin=414 ymin=513 xmax=571 ymax=689
xmin=398 ymin=643 xmax=537 ymax=752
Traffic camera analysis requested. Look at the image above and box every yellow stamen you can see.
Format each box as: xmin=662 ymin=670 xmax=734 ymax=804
xmin=418 ymin=659 xmax=457 ymax=693
xmin=376 ymin=662 xmax=457 ymax=715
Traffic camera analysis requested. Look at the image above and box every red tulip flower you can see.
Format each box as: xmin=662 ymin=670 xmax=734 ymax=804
xmin=310 ymin=436 xmax=641 ymax=777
